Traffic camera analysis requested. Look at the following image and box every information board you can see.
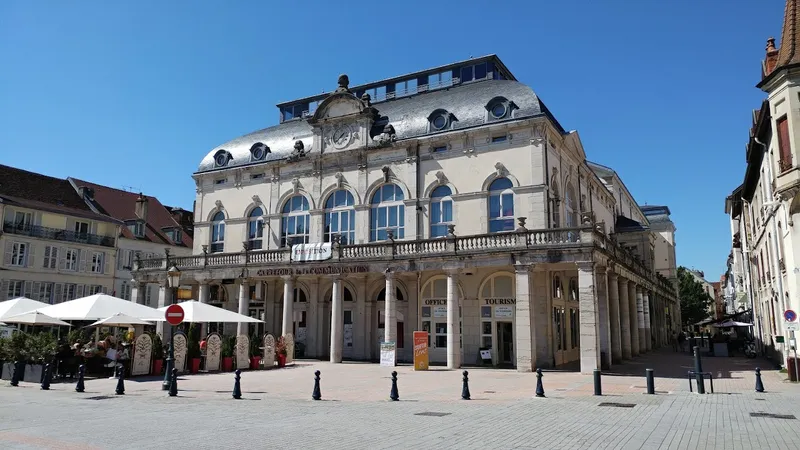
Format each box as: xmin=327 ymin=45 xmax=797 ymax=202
xmin=413 ymin=331 xmax=429 ymax=371
xmin=380 ymin=341 xmax=396 ymax=367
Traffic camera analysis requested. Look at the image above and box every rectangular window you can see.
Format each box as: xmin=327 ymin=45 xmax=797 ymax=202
xmin=11 ymin=242 xmax=28 ymax=266
xmin=427 ymin=71 xmax=453 ymax=90
xmin=481 ymin=321 xmax=493 ymax=349
xmin=394 ymin=79 xmax=417 ymax=97
xmin=91 ymin=252 xmax=104 ymax=273
xmin=461 ymin=66 xmax=474 ymax=82
xmin=492 ymin=135 xmax=507 ymax=143
xmin=13 ymin=211 xmax=32 ymax=229
xmin=251 ymin=173 xmax=265 ymax=180
xmin=74 ymin=221 xmax=89 ymax=235
xmin=777 ymin=116 xmax=792 ymax=171
xmin=474 ymin=62 xmax=487 ymax=80
xmin=435 ymin=322 xmax=447 ymax=348
xmin=39 ymin=282 xmax=54 ymax=304
xmin=7 ymin=280 xmax=23 ymax=299
xmin=89 ymin=285 xmax=102 ymax=295
xmin=65 ymin=283 xmax=77 ymax=301
xmin=43 ymin=246 xmax=59 ymax=269
xmin=65 ymin=248 xmax=78 ymax=271
xmin=215 ymin=178 xmax=227 ymax=185
xmin=432 ymin=145 xmax=447 ymax=153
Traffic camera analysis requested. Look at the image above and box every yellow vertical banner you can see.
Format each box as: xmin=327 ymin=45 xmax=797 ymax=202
xmin=413 ymin=331 xmax=429 ymax=370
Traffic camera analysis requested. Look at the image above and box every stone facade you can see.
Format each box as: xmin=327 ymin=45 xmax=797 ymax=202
xmin=133 ymin=55 xmax=678 ymax=373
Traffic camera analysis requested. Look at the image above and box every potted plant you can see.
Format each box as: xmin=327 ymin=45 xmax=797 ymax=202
xmin=5 ymin=332 xmax=28 ymax=381
xmin=0 ymin=336 xmax=11 ymax=380
xmin=249 ymin=334 xmax=262 ymax=370
xmin=221 ymin=335 xmax=235 ymax=371
xmin=24 ymin=332 xmax=56 ymax=382
xmin=186 ymin=324 xmax=202 ymax=374
xmin=275 ymin=336 xmax=287 ymax=368
xmin=150 ymin=332 xmax=164 ymax=376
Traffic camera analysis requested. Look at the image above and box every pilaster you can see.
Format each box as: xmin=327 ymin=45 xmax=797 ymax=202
xmin=577 ymin=262 xmax=600 ymax=374
xmin=607 ymin=271 xmax=622 ymax=363
xmin=595 ymin=265 xmax=611 ymax=369
xmin=514 ymin=264 xmax=534 ymax=372
xmin=628 ymin=281 xmax=639 ymax=357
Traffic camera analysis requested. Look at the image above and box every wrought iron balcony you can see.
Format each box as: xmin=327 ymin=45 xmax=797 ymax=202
xmin=2 ymin=222 xmax=115 ymax=248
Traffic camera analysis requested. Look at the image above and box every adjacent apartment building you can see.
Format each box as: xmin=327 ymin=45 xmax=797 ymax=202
xmin=68 ymin=179 xmax=194 ymax=306
xmin=725 ymin=0 xmax=800 ymax=366
xmin=0 ymin=165 xmax=120 ymax=302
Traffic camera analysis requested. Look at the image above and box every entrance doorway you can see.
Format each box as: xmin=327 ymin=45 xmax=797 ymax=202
xmin=497 ymin=321 xmax=514 ymax=365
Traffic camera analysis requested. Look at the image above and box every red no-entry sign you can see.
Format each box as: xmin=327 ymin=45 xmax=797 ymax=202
xmin=165 ymin=304 xmax=185 ymax=326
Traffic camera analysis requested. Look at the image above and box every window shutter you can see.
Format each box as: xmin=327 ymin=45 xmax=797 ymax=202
xmin=3 ymin=242 xmax=12 ymax=267
xmin=43 ymin=246 xmax=51 ymax=268
xmin=26 ymin=243 xmax=35 ymax=268
xmin=32 ymin=282 xmax=41 ymax=301
xmin=778 ymin=117 xmax=792 ymax=165
xmin=59 ymin=249 xmax=67 ymax=270
xmin=53 ymin=283 xmax=63 ymax=303
xmin=118 ymin=250 xmax=125 ymax=270
xmin=104 ymin=252 xmax=110 ymax=275
xmin=23 ymin=281 xmax=33 ymax=298
xmin=0 ymin=280 xmax=8 ymax=301
xmin=79 ymin=250 xmax=87 ymax=272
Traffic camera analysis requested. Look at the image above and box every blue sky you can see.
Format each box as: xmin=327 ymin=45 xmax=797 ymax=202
xmin=0 ymin=1 xmax=786 ymax=277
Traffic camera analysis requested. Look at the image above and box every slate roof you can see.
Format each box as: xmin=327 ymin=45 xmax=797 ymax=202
xmin=641 ymin=205 xmax=673 ymax=225
xmin=69 ymin=178 xmax=193 ymax=248
xmin=197 ymin=79 xmax=563 ymax=173
xmin=615 ymin=215 xmax=649 ymax=232
xmin=0 ymin=164 xmax=118 ymax=224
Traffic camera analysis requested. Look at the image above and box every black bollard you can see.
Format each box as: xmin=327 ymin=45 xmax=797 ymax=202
xmin=232 ymin=369 xmax=242 ymax=399
xmin=75 ymin=365 xmax=85 ymax=393
xmin=115 ymin=366 xmax=125 ymax=395
xmin=693 ymin=346 xmax=705 ymax=394
xmin=535 ymin=368 xmax=546 ymax=398
xmin=10 ymin=360 xmax=20 ymax=387
xmin=389 ymin=371 xmax=399 ymax=401
xmin=593 ymin=369 xmax=602 ymax=396
xmin=755 ymin=367 xmax=765 ymax=393
xmin=461 ymin=370 xmax=471 ymax=400
xmin=40 ymin=364 xmax=51 ymax=390
xmin=312 ymin=370 xmax=321 ymax=400
xmin=168 ymin=368 xmax=178 ymax=397
xmin=646 ymin=369 xmax=655 ymax=394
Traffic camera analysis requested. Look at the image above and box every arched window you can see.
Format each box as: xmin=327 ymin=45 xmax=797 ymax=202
xmin=430 ymin=185 xmax=453 ymax=238
xmin=247 ymin=207 xmax=264 ymax=250
xmin=488 ymin=177 xmax=514 ymax=232
xmin=281 ymin=195 xmax=310 ymax=247
xmin=568 ymin=278 xmax=578 ymax=301
xmin=370 ymin=184 xmax=405 ymax=241
xmin=565 ymin=183 xmax=578 ymax=227
xmin=292 ymin=288 xmax=307 ymax=303
xmin=551 ymin=181 xmax=561 ymax=228
xmin=325 ymin=190 xmax=355 ymax=245
xmin=210 ymin=211 xmax=225 ymax=253
xmin=552 ymin=275 xmax=562 ymax=299
xmin=376 ymin=287 xmax=405 ymax=302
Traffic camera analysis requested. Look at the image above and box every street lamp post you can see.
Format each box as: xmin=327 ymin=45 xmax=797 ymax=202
xmin=162 ymin=264 xmax=181 ymax=391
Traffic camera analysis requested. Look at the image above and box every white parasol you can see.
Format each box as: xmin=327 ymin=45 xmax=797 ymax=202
xmin=89 ymin=313 xmax=154 ymax=327
xmin=2 ymin=311 xmax=71 ymax=326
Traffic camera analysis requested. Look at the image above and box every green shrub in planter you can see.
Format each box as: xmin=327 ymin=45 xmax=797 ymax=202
xmin=221 ymin=335 xmax=235 ymax=358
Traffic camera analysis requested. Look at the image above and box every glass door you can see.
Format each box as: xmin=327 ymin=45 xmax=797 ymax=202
xmin=553 ymin=306 xmax=567 ymax=366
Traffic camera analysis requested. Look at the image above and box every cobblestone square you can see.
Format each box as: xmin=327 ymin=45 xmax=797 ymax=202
xmin=1 ymin=351 xmax=799 ymax=449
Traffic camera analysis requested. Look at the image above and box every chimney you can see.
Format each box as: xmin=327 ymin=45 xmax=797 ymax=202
xmin=764 ymin=37 xmax=780 ymax=76
xmin=134 ymin=193 xmax=149 ymax=221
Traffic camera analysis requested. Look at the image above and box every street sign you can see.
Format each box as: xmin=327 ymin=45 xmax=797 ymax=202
xmin=785 ymin=309 xmax=797 ymax=322
xmin=165 ymin=304 xmax=185 ymax=326
xmin=787 ymin=322 xmax=799 ymax=332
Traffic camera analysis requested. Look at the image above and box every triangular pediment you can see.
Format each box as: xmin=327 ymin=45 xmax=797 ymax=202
xmin=311 ymin=93 xmax=365 ymax=121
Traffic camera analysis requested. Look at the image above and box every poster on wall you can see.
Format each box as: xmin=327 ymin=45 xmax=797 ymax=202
xmin=433 ymin=306 xmax=447 ymax=318
xmin=495 ymin=306 xmax=513 ymax=318
xmin=291 ymin=242 xmax=332 ymax=262
xmin=380 ymin=341 xmax=396 ymax=367
xmin=344 ymin=324 xmax=353 ymax=348
xmin=413 ymin=331 xmax=429 ymax=371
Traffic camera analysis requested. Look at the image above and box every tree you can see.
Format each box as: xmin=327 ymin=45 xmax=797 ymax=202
xmin=677 ymin=266 xmax=713 ymax=327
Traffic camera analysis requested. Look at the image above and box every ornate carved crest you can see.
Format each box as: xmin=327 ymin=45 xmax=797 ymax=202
xmin=205 ymin=333 xmax=222 ymax=371
xmin=131 ymin=334 xmax=152 ymax=376
xmin=235 ymin=335 xmax=250 ymax=370
xmin=495 ymin=162 xmax=507 ymax=177
xmin=291 ymin=177 xmax=300 ymax=193
xmin=435 ymin=171 xmax=447 ymax=185
xmin=381 ymin=166 xmax=390 ymax=183
xmin=252 ymin=194 xmax=261 ymax=205
xmin=284 ymin=333 xmax=295 ymax=364
xmin=334 ymin=172 xmax=344 ymax=188
xmin=262 ymin=334 xmax=276 ymax=369
xmin=214 ymin=199 xmax=223 ymax=209
xmin=287 ymin=140 xmax=306 ymax=163
xmin=172 ymin=332 xmax=188 ymax=373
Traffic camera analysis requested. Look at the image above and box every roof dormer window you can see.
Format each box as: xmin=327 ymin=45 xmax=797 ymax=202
xmin=250 ymin=143 xmax=270 ymax=162
xmin=125 ymin=219 xmax=145 ymax=239
xmin=429 ymin=109 xmax=455 ymax=132
xmin=164 ymin=227 xmax=183 ymax=245
xmin=486 ymin=96 xmax=515 ymax=121
xmin=214 ymin=150 xmax=231 ymax=167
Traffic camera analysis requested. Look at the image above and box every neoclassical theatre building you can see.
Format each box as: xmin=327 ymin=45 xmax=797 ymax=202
xmin=133 ymin=55 xmax=679 ymax=373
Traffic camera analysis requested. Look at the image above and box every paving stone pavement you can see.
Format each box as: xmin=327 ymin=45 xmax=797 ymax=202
xmin=1 ymin=350 xmax=799 ymax=449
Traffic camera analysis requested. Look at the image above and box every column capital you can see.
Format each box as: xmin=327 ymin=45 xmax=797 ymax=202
xmin=384 ymin=268 xmax=395 ymax=280
xmin=444 ymin=268 xmax=460 ymax=276
xmin=281 ymin=275 xmax=295 ymax=282
xmin=576 ymin=261 xmax=595 ymax=271
xmin=595 ymin=265 xmax=607 ymax=274
xmin=618 ymin=277 xmax=630 ymax=287
xmin=513 ymin=264 xmax=531 ymax=274
xmin=607 ymin=270 xmax=618 ymax=281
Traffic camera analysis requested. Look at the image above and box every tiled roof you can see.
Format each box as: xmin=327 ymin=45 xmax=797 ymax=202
xmin=69 ymin=178 xmax=193 ymax=248
xmin=0 ymin=164 xmax=118 ymax=223
xmin=776 ymin=0 xmax=800 ymax=69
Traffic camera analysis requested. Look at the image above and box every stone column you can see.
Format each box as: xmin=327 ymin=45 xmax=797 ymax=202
xmin=636 ymin=287 xmax=646 ymax=352
xmin=531 ymin=269 xmax=551 ymax=369
xmin=618 ymin=277 xmax=632 ymax=360
xmin=198 ymin=282 xmax=209 ymax=337
xmin=595 ymin=266 xmax=612 ymax=369
xmin=446 ymin=270 xmax=461 ymax=369
xmin=607 ymin=271 xmax=622 ymax=364
xmin=157 ymin=284 xmax=172 ymax=344
xmin=384 ymin=271 xmax=396 ymax=344
xmin=577 ymin=262 xmax=600 ymax=374
xmin=281 ymin=276 xmax=294 ymax=337
xmin=131 ymin=282 xmax=145 ymax=305
xmin=629 ymin=282 xmax=640 ymax=356
xmin=514 ymin=265 xmax=534 ymax=372
xmin=237 ymin=280 xmax=249 ymax=335
xmin=330 ymin=277 xmax=343 ymax=363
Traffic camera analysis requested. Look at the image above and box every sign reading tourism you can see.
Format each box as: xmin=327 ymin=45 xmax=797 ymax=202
xmin=785 ymin=309 xmax=797 ymax=323
xmin=165 ymin=304 xmax=185 ymax=326
xmin=413 ymin=331 xmax=429 ymax=371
